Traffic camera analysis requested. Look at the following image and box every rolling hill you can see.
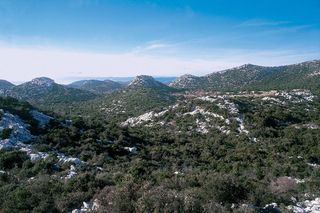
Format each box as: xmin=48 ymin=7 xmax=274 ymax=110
xmin=68 ymin=79 xmax=123 ymax=95
xmin=2 ymin=77 xmax=96 ymax=109
xmin=170 ymin=60 xmax=320 ymax=92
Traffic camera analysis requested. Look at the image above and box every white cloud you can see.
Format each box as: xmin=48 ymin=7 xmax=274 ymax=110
xmin=0 ymin=43 xmax=318 ymax=84
xmin=131 ymin=41 xmax=174 ymax=54
xmin=145 ymin=43 xmax=169 ymax=50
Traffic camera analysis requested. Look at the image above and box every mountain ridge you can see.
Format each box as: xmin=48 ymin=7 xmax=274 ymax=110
xmin=1 ymin=59 xmax=319 ymax=107
xmin=1 ymin=77 xmax=97 ymax=109
xmin=170 ymin=59 xmax=320 ymax=91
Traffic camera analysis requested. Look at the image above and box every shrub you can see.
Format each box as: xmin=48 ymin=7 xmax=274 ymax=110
xmin=202 ymin=174 xmax=249 ymax=205
xmin=1 ymin=128 xmax=13 ymax=140
xmin=0 ymin=151 xmax=29 ymax=170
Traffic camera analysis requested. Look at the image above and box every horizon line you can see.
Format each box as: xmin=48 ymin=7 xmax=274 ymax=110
xmin=2 ymin=58 xmax=319 ymax=85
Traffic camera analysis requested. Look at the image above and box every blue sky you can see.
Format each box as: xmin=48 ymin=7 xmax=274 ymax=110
xmin=0 ymin=0 xmax=319 ymax=83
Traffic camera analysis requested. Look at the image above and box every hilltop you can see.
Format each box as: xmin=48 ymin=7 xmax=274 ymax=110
xmin=170 ymin=60 xmax=320 ymax=92
xmin=1 ymin=77 xmax=96 ymax=111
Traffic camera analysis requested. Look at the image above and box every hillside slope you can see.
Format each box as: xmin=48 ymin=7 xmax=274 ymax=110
xmin=0 ymin=80 xmax=14 ymax=90
xmin=69 ymin=79 xmax=123 ymax=94
xmin=3 ymin=77 xmax=96 ymax=108
xmin=170 ymin=60 xmax=320 ymax=91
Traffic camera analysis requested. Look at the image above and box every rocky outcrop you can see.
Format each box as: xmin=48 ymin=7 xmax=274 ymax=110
xmin=29 ymin=77 xmax=55 ymax=87
xmin=72 ymin=199 xmax=100 ymax=213
xmin=0 ymin=112 xmax=33 ymax=149
xmin=287 ymin=197 xmax=320 ymax=213
xmin=31 ymin=110 xmax=53 ymax=127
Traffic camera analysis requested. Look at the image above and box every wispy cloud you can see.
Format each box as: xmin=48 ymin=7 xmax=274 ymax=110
xmin=144 ymin=43 xmax=169 ymax=50
xmin=131 ymin=40 xmax=176 ymax=54
xmin=250 ymin=24 xmax=316 ymax=38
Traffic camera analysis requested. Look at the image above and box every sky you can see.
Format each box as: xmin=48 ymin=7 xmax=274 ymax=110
xmin=0 ymin=0 xmax=319 ymax=84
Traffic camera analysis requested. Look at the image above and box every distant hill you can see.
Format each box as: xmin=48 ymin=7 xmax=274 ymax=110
xmin=68 ymin=79 xmax=123 ymax=94
xmin=106 ymin=76 xmax=176 ymax=84
xmin=0 ymin=80 xmax=14 ymax=90
xmin=128 ymin=75 xmax=175 ymax=92
xmin=169 ymin=74 xmax=204 ymax=89
xmin=170 ymin=60 xmax=320 ymax=91
xmin=76 ymin=75 xmax=178 ymax=121
xmin=3 ymin=77 xmax=96 ymax=107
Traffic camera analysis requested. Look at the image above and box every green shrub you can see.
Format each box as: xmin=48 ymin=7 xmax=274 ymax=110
xmin=1 ymin=128 xmax=12 ymax=140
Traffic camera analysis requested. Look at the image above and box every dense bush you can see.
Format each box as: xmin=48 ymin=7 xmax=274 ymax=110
xmin=0 ymin=90 xmax=319 ymax=212
xmin=0 ymin=128 xmax=12 ymax=140
xmin=0 ymin=151 xmax=29 ymax=170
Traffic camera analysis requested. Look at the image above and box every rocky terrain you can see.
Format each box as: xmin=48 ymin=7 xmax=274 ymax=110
xmin=0 ymin=106 xmax=83 ymax=168
xmin=120 ymin=89 xmax=317 ymax=137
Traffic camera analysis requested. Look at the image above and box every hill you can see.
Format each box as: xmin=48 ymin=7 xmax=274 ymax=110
xmin=68 ymin=79 xmax=123 ymax=94
xmin=169 ymin=74 xmax=205 ymax=89
xmin=0 ymin=80 xmax=14 ymax=90
xmin=128 ymin=75 xmax=175 ymax=92
xmin=170 ymin=60 xmax=320 ymax=92
xmin=3 ymin=77 xmax=96 ymax=109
